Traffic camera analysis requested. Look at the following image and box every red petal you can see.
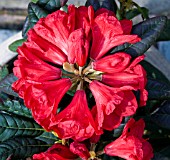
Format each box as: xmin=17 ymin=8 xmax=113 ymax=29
xmin=95 ymin=8 xmax=116 ymax=17
xmin=28 ymin=29 xmax=67 ymax=65
xmin=50 ymin=90 xmax=97 ymax=141
xmin=115 ymin=91 xmax=138 ymax=117
xmin=33 ymin=143 xmax=77 ymax=160
xmin=90 ymin=12 xmax=123 ymax=60
xmin=93 ymin=52 xmax=131 ymax=73
xmin=104 ymin=136 xmax=143 ymax=160
xmin=68 ymin=28 xmax=89 ymax=66
xmin=70 ymin=142 xmax=90 ymax=159
xmin=15 ymin=46 xmax=61 ymax=81
xmin=90 ymin=80 xmax=124 ymax=130
xmin=121 ymin=118 xmax=145 ymax=139
xmin=120 ymin=19 xmax=133 ymax=34
xmin=102 ymin=112 xmax=123 ymax=131
xmin=24 ymin=79 xmax=71 ymax=130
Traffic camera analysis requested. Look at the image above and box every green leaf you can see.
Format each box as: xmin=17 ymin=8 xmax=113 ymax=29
xmin=28 ymin=2 xmax=48 ymax=27
xmin=158 ymin=146 xmax=170 ymax=158
xmin=125 ymin=16 xmax=167 ymax=57
xmin=0 ymin=74 xmax=18 ymax=97
xmin=37 ymin=0 xmax=67 ymax=12
xmin=157 ymin=19 xmax=170 ymax=41
xmin=140 ymin=60 xmax=170 ymax=84
xmin=85 ymin=0 xmax=117 ymax=12
xmin=22 ymin=16 xmax=31 ymax=39
xmin=0 ymin=66 xmax=9 ymax=81
xmin=8 ymin=39 xmax=26 ymax=52
xmin=32 ymin=0 xmax=38 ymax=3
xmin=109 ymin=42 xmax=131 ymax=54
xmin=153 ymin=153 xmax=170 ymax=160
xmin=0 ymin=112 xmax=44 ymax=142
xmin=151 ymin=100 xmax=170 ymax=130
xmin=0 ymin=100 xmax=32 ymax=119
xmin=36 ymin=132 xmax=59 ymax=144
xmin=126 ymin=7 xmax=149 ymax=20
xmin=0 ymin=137 xmax=50 ymax=160
xmin=102 ymin=155 xmax=120 ymax=160
xmin=146 ymin=79 xmax=170 ymax=100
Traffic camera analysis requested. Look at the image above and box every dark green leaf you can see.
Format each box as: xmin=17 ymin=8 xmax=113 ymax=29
xmin=109 ymin=42 xmax=131 ymax=54
xmin=37 ymin=0 xmax=68 ymax=12
xmin=125 ymin=16 xmax=167 ymax=57
xmin=158 ymin=19 xmax=170 ymax=41
xmin=0 ymin=137 xmax=49 ymax=160
xmin=85 ymin=0 xmax=117 ymax=12
xmin=152 ymin=153 xmax=170 ymax=160
xmin=141 ymin=60 xmax=170 ymax=84
xmin=113 ymin=117 xmax=130 ymax=137
xmin=0 ymin=74 xmax=18 ymax=97
xmin=36 ymin=132 xmax=59 ymax=144
xmin=28 ymin=2 xmax=48 ymax=27
xmin=22 ymin=16 xmax=31 ymax=39
xmin=32 ymin=0 xmax=38 ymax=3
xmin=0 ymin=112 xmax=43 ymax=142
xmin=126 ymin=7 xmax=149 ymax=20
xmin=8 ymin=39 xmax=26 ymax=52
xmin=158 ymin=146 xmax=170 ymax=158
xmin=0 ymin=66 xmax=8 ymax=81
xmin=102 ymin=155 xmax=120 ymax=160
xmin=146 ymin=79 xmax=170 ymax=100
xmin=151 ymin=100 xmax=170 ymax=130
xmin=0 ymin=100 xmax=32 ymax=119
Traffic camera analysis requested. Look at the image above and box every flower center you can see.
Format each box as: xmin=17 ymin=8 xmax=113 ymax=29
xmin=62 ymin=62 xmax=102 ymax=90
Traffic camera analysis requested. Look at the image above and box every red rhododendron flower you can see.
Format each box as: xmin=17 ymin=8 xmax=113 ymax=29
xmin=70 ymin=142 xmax=90 ymax=160
xmin=49 ymin=90 xmax=99 ymax=141
xmin=90 ymin=81 xmax=138 ymax=130
xmin=104 ymin=118 xmax=154 ymax=160
xmin=33 ymin=143 xmax=77 ymax=160
xmin=12 ymin=4 xmax=146 ymax=141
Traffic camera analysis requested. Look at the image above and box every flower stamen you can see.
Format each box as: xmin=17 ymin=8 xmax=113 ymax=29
xmin=84 ymin=77 xmax=92 ymax=83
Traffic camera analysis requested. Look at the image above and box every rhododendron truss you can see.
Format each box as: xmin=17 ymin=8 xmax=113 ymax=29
xmin=12 ymin=4 xmax=148 ymax=142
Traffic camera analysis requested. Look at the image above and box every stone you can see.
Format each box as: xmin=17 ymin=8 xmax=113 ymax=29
xmin=0 ymin=31 xmax=21 ymax=66
xmin=0 ymin=0 xmax=30 ymax=9
xmin=145 ymin=46 xmax=170 ymax=81
xmin=158 ymin=41 xmax=170 ymax=63
xmin=134 ymin=0 xmax=170 ymax=15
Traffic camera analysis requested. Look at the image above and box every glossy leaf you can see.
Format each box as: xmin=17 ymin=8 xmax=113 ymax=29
xmin=0 ymin=66 xmax=8 ymax=81
xmin=152 ymin=153 xmax=170 ymax=160
xmin=0 ymin=137 xmax=49 ymax=160
xmin=0 ymin=100 xmax=32 ymax=118
xmin=109 ymin=42 xmax=131 ymax=54
xmin=85 ymin=0 xmax=117 ymax=12
xmin=141 ymin=60 xmax=170 ymax=84
xmin=8 ymin=39 xmax=26 ymax=52
xmin=151 ymin=100 xmax=170 ymax=130
xmin=22 ymin=16 xmax=31 ymax=38
xmin=28 ymin=2 xmax=48 ymax=27
xmin=0 ymin=112 xmax=44 ymax=142
xmin=146 ymin=79 xmax=170 ymax=100
xmin=37 ymin=0 xmax=68 ymax=12
xmin=0 ymin=74 xmax=18 ymax=97
xmin=36 ymin=132 xmax=59 ymax=144
xmin=125 ymin=16 xmax=167 ymax=57
xmin=126 ymin=7 xmax=149 ymax=20
xmin=157 ymin=19 xmax=170 ymax=41
xmin=32 ymin=0 xmax=38 ymax=3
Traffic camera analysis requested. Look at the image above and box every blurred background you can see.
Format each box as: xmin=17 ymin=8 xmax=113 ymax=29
xmin=0 ymin=0 xmax=170 ymax=43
